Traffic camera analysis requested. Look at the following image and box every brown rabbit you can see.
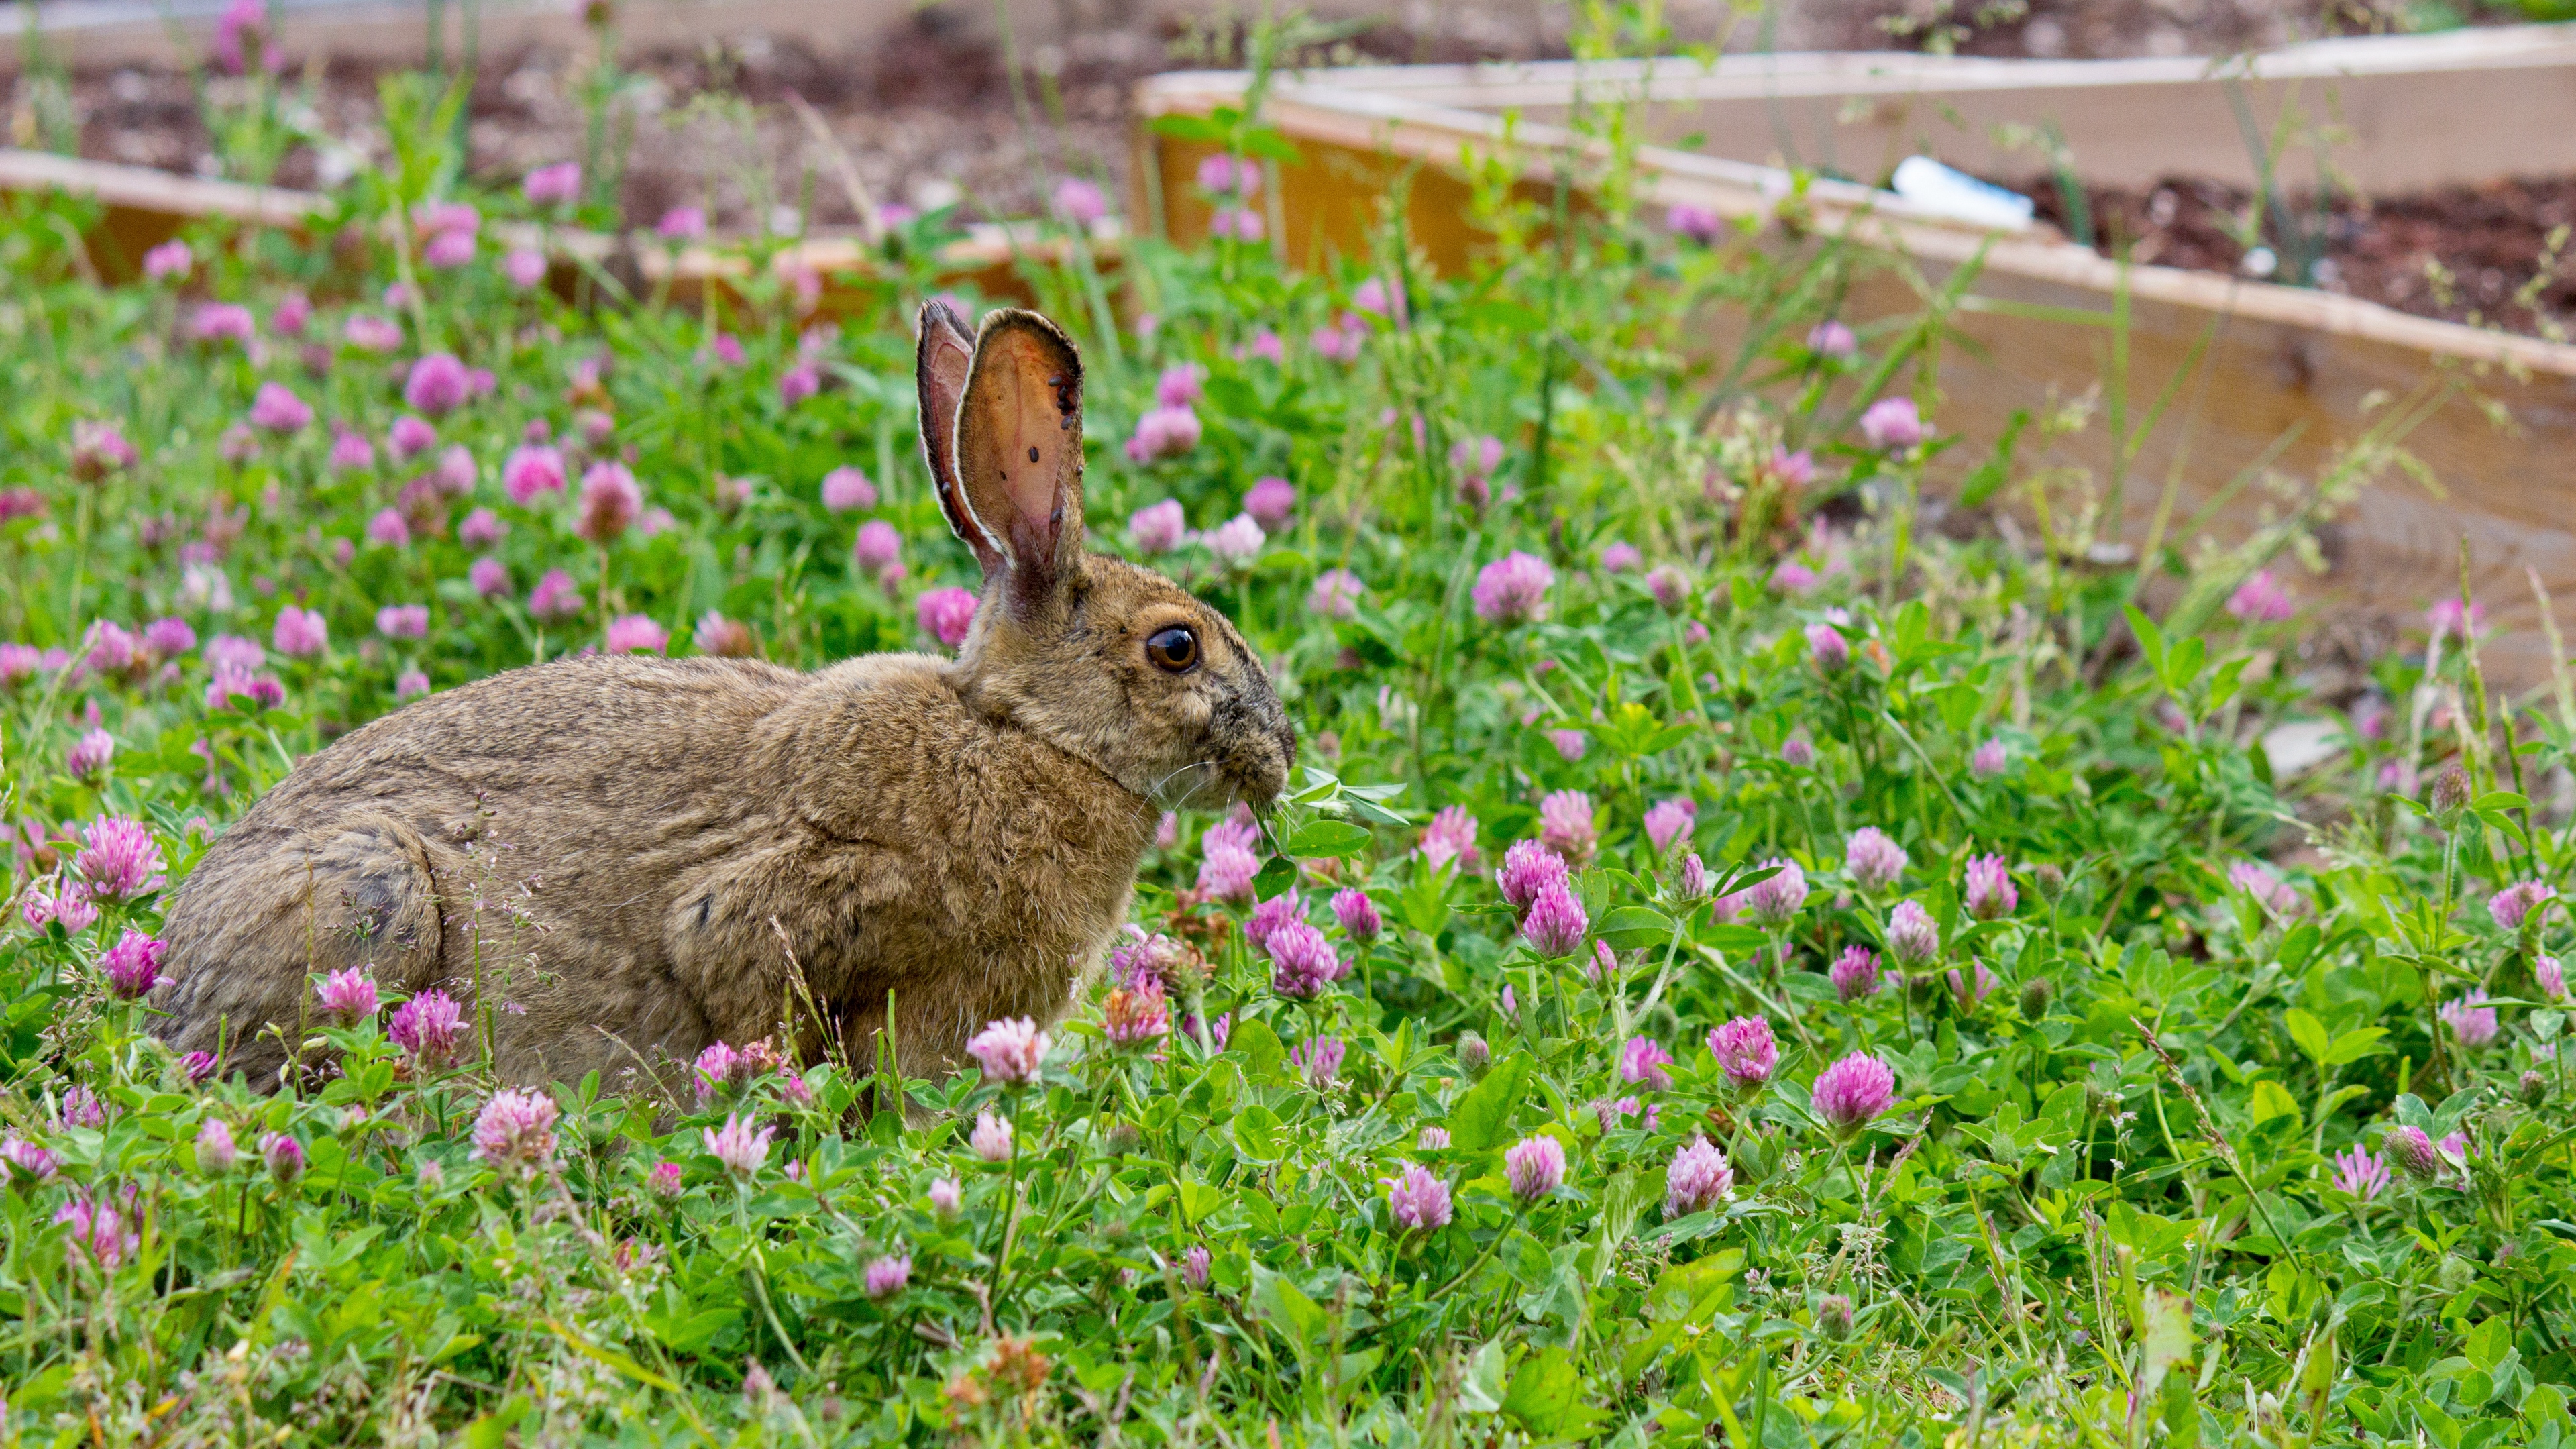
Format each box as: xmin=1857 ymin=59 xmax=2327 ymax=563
xmin=153 ymin=303 xmax=1293 ymax=1091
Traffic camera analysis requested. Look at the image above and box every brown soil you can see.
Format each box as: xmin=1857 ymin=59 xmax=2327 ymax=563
xmin=1802 ymin=0 xmax=2434 ymax=61
xmin=2017 ymin=173 xmax=2576 ymax=339
xmin=37 ymin=7 xmax=1601 ymax=233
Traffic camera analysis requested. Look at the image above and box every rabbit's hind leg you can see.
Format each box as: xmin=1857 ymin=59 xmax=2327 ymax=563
xmin=158 ymin=810 xmax=447 ymax=1085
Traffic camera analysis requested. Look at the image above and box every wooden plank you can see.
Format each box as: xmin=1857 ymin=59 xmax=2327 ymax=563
xmin=2 ymin=0 xmax=922 ymax=69
xmin=0 ymin=147 xmax=1108 ymax=299
xmin=0 ymin=146 xmax=323 ymax=276
xmin=1136 ymin=70 xmax=2576 ymax=689
xmin=1843 ymin=264 xmax=2576 ymax=691
xmin=1150 ymin=25 xmax=2576 ymax=194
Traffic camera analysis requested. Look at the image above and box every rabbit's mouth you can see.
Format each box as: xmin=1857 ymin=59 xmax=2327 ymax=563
xmin=1145 ymin=741 xmax=1287 ymax=809
xmin=1228 ymin=718 xmax=1295 ymax=806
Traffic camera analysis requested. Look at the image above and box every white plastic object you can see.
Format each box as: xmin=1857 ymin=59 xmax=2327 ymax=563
xmin=1889 ymin=156 xmax=2037 ymax=231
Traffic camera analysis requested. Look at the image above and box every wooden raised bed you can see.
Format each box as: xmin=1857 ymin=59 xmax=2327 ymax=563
xmin=0 ymin=146 xmax=1099 ymax=302
xmin=1 ymin=0 xmax=920 ymax=70
xmin=1134 ymin=39 xmax=2576 ymax=692
xmin=1264 ymin=24 xmax=2576 ymax=193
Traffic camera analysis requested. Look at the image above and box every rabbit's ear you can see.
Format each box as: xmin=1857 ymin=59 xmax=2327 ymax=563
xmin=916 ymin=299 xmax=1003 ymax=572
xmin=957 ymin=308 xmax=1085 ymax=609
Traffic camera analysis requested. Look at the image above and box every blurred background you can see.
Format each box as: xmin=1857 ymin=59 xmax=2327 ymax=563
xmin=4 ymin=0 xmax=2569 ymax=333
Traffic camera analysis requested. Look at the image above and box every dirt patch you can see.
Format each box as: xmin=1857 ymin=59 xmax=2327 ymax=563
xmin=2014 ymin=172 xmax=2576 ymax=338
xmin=32 ymin=6 xmax=1606 ymax=232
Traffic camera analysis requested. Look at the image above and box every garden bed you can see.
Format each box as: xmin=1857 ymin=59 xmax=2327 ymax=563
xmin=1134 ymin=50 xmax=2576 ymax=691
xmin=2016 ymin=172 xmax=2576 ymax=337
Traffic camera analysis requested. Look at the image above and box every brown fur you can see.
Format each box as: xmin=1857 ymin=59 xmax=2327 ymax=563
xmin=154 ymin=305 xmax=1293 ymax=1090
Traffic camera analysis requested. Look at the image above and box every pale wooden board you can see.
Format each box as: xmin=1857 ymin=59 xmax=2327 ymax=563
xmin=1837 ymin=264 xmax=2576 ymax=692
xmin=4 ymin=0 xmax=919 ymax=68
xmin=1146 ymin=27 xmax=2576 ymax=194
xmin=1136 ymin=71 xmax=2576 ymax=690
xmin=0 ymin=146 xmax=1104 ymax=300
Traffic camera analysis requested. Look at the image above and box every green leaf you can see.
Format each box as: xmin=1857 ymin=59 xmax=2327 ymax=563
xmin=1252 ymin=855 xmax=1298 ymax=900
xmin=459 ymin=1397 xmax=532 ymax=1449
xmin=5 ymin=1364 xmax=71 ymax=1413
xmin=1957 ymin=408 xmax=2029 ymax=508
xmin=1231 ymin=1018 xmax=1285 ymax=1082
xmin=1248 ymin=1265 xmax=1328 ymax=1356
xmin=2125 ymin=605 xmax=2167 ymax=677
xmin=2161 ymin=1371 xmax=2201 ymax=1449
xmin=2465 ymin=1314 xmax=2513 ymax=1373
xmin=1238 ymin=129 xmax=1305 ymax=165
xmin=641 ymin=1303 xmax=735 ymax=1354
xmin=2141 ymin=1285 xmax=2195 ymax=1391
xmin=2167 ymin=635 xmax=2207 ymax=692
xmin=1148 ymin=114 xmax=1228 ymax=142
xmin=1698 ymin=924 xmax=1770 ymax=953
xmin=1594 ymin=905 xmax=1674 ymax=952
xmin=1448 ymin=1053 xmax=1534 ymax=1153
xmin=1515 ymin=1244 xmax=1589 ymax=1333
xmin=1178 ymin=1179 xmax=1222 ymax=1226
xmin=1502 ymin=1346 xmax=1607 ymax=1439
xmin=1230 ymin=1104 xmax=1287 ymax=1163
xmin=1286 ymin=820 xmax=1372 ymax=858
xmin=2323 ymin=1027 xmax=2390 ymax=1067
xmin=1634 ymin=723 xmax=1697 ymax=755
xmin=2247 ymin=1079 xmax=2302 ymax=1127
xmin=2284 ymin=1008 xmax=2331 ymax=1066
xmin=1458 ymin=1340 xmax=1509 ymax=1413
xmin=1586 ymin=1165 xmax=1652 ymax=1263
xmin=2471 ymin=790 xmax=2531 ymax=812
xmin=1346 ymin=796 xmax=1409 ymax=826
xmin=2276 ymin=921 xmax=2322 ymax=970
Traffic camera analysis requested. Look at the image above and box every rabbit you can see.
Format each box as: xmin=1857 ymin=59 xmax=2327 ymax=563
xmin=153 ymin=302 xmax=1295 ymax=1094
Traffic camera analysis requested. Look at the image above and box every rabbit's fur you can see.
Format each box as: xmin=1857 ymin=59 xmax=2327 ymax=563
xmin=154 ymin=304 xmax=1293 ymax=1091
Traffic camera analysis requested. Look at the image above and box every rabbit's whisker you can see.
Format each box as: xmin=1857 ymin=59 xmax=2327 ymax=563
xmin=1149 ymin=760 xmax=1220 ymax=807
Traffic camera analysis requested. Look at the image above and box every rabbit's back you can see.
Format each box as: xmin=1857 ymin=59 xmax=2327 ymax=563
xmin=158 ymin=654 xmax=814 ymax=1079
xmin=157 ymin=650 xmax=1161 ymax=1089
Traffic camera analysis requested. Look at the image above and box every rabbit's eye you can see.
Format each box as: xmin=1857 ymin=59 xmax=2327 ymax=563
xmin=1146 ymin=627 xmax=1200 ymax=674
